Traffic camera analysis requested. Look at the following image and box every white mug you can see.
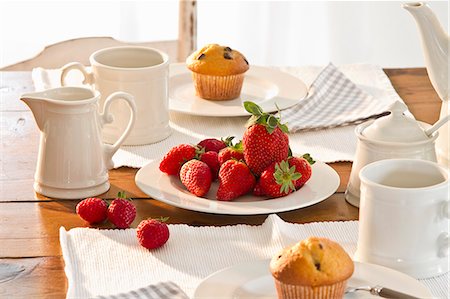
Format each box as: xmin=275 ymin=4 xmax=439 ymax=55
xmin=61 ymin=46 xmax=171 ymax=145
xmin=355 ymin=159 xmax=450 ymax=279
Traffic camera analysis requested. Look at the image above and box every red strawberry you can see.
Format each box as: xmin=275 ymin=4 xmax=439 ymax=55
xmin=242 ymin=102 xmax=289 ymax=176
xmin=159 ymin=144 xmax=196 ymax=175
xmin=180 ymin=160 xmax=212 ymax=197
xmin=218 ymin=139 xmax=244 ymax=165
xmin=137 ymin=217 xmax=170 ymax=249
xmin=200 ymin=151 xmax=220 ymax=180
xmin=76 ymin=197 xmax=108 ymax=224
xmin=197 ymin=138 xmax=227 ymax=153
xmin=107 ymin=192 xmax=136 ymax=228
xmin=217 ymin=160 xmax=256 ymax=201
xmin=288 ymin=154 xmax=315 ymax=189
xmin=258 ymin=160 xmax=301 ymax=198
xmin=253 ymin=180 xmax=265 ymax=196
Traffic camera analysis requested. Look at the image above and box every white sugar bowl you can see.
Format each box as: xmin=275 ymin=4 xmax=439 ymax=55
xmin=345 ymin=101 xmax=438 ymax=207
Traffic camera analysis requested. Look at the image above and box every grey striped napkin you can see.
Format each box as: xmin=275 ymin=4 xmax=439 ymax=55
xmin=282 ymin=63 xmax=389 ymax=132
xmin=93 ymin=281 xmax=188 ymax=299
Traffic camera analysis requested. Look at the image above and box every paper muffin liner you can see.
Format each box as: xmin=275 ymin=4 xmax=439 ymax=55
xmin=191 ymin=72 xmax=245 ymax=101
xmin=273 ymin=279 xmax=348 ymax=299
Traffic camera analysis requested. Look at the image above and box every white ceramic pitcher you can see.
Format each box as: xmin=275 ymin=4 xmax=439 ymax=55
xmin=21 ymin=87 xmax=136 ymax=199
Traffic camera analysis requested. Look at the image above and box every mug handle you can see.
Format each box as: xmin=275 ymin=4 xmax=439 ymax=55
xmin=438 ymin=201 xmax=450 ymax=258
xmin=100 ymin=92 xmax=137 ymax=170
xmin=60 ymin=62 xmax=94 ymax=86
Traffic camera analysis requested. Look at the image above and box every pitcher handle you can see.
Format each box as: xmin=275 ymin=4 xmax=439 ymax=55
xmin=100 ymin=92 xmax=136 ymax=170
xmin=60 ymin=62 xmax=94 ymax=86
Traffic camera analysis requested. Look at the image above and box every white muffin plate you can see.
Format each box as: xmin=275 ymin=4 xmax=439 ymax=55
xmin=169 ymin=63 xmax=308 ymax=117
xmin=193 ymin=259 xmax=432 ymax=298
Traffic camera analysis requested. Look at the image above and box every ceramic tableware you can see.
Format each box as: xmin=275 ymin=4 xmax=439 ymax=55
xmin=345 ymin=101 xmax=438 ymax=207
xmin=193 ymin=259 xmax=432 ymax=298
xmin=135 ymin=160 xmax=339 ymax=215
xmin=21 ymin=87 xmax=136 ymax=199
xmin=355 ymin=159 xmax=449 ymax=279
xmin=60 ymin=46 xmax=170 ymax=145
xmin=169 ymin=63 xmax=308 ymax=117
xmin=404 ymin=2 xmax=449 ymax=167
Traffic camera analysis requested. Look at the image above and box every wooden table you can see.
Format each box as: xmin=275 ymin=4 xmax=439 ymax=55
xmin=0 ymin=69 xmax=441 ymax=298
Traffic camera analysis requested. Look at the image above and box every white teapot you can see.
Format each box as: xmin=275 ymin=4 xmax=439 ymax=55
xmin=346 ymin=101 xmax=439 ymax=207
xmin=21 ymin=87 xmax=136 ymax=199
xmin=404 ymin=2 xmax=449 ymax=167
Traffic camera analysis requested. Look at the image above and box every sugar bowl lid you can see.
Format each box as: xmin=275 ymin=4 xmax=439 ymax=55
xmin=362 ymin=101 xmax=429 ymax=142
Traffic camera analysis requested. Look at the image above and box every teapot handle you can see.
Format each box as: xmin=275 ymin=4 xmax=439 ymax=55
xmin=60 ymin=62 xmax=94 ymax=86
xmin=100 ymin=92 xmax=136 ymax=170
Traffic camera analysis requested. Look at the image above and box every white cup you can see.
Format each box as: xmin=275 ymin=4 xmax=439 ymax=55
xmin=355 ymin=159 xmax=450 ymax=279
xmin=61 ymin=46 xmax=171 ymax=145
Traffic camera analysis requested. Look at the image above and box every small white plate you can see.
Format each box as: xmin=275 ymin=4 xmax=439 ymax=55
xmin=135 ymin=160 xmax=339 ymax=215
xmin=169 ymin=63 xmax=308 ymax=117
xmin=193 ymin=259 xmax=432 ymax=299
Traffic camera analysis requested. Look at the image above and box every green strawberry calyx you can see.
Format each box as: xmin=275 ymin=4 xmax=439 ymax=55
xmin=243 ymin=101 xmax=289 ymax=134
xmin=273 ymin=160 xmax=301 ymax=194
xmin=222 ymin=136 xmax=243 ymax=153
xmin=148 ymin=216 xmax=169 ymax=223
xmin=302 ymin=153 xmax=316 ymax=165
xmin=117 ymin=191 xmax=133 ymax=202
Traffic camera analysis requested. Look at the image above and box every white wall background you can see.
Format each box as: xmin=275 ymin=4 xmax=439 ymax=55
xmin=0 ymin=0 xmax=448 ymax=68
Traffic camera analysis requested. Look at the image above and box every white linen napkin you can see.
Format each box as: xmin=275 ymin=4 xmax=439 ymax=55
xmin=32 ymin=64 xmax=401 ymax=167
xmin=60 ymin=215 xmax=447 ymax=299
xmin=283 ymin=63 xmax=390 ymax=131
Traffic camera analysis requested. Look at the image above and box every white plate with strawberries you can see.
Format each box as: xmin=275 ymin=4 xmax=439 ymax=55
xmin=169 ymin=63 xmax=308 ymax=117
xmin=135 ymin=159 xmax=339 ymax=215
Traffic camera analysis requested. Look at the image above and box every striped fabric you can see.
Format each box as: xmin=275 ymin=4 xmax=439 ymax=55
xmin=282 ymin=63 xmax=389 ymax=132
xmin=94 ymin=282 xmax=188 ymax=299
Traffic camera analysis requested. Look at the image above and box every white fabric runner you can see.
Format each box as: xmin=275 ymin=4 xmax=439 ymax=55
xmin=60 ymin=215 xmax=447 ymax=299
xmin=32 ymin=64 xmax=401 ymax=167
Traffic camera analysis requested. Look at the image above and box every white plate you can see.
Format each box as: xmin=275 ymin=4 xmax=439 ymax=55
xmin=169 ymin=63 xmax=308 ymax=117
xmin=135 ymin=160 xmax=339 ymax=215
xmin=193 ymin=259 xmax=432 ymax=299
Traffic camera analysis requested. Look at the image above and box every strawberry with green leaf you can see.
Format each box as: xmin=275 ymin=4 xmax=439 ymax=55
xmin=242 ymin=101 xmax=289 ymax=176
xmin=218 ymin=137 xmax=244 ymax=165
xmin=257 ymin=160 xmax=301 ymax=198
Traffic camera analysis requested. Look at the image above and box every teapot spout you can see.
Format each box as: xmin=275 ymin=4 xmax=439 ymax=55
xmin=403 ymin=2 xmax=449 ymax=101
xmin=20 ymin=92 xmax=47 ymax=131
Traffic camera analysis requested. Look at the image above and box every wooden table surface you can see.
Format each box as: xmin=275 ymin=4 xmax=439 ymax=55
xmin=0 ymin=68 xmax=441 ymax=298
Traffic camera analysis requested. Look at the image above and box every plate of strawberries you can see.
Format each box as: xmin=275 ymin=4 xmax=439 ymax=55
xmin=135 ymin=102 xmax=340 ymax=215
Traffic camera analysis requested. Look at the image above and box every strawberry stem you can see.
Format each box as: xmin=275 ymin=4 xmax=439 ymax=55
xmin=273 ymin=160 xmax=301 ymax=194
xmin=243 ymin=101 xmax=289 ymax=134
xmin=302 ymin=153 xmax=316 ymax=165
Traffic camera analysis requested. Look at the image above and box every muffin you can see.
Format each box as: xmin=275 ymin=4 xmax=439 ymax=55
xmin=270 ymin=237 xmax=354 ymax=299
xmin=186 ymin=44 xmax=249 ymax=100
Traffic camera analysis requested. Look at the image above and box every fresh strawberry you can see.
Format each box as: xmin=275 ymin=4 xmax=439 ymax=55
xmin=218 ymin=139 xmax=244 ymax=165
xmin=76 ymin=197 xmax=108 ymax=224
xmin=242 ymin=102 xmax=289 ymax=176
xmin=217 ymin=160 xmax=256 ymax=201
xmin=258 ymin=160 xmax=301 ymax=198
xmin=200 ymin=151 xmax=220 ymax=180
xmin=107 ymin=192 xmax=136 ymax=228
xmin=197 ymin=138 xmax=227 ymax=153
xmin=288 ymin=154 xmax=315 ymax=189
xmin=253 ymin=180 xmax=265 ymax=196
xmin=137 ymin=217 xmax=170 ymax=249
xmin=180 ymin=160 xmax=212 ymax=197
xmin=159 ymin=144 xmax=196 ymax=175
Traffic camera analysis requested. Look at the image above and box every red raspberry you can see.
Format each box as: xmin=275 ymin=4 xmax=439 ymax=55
xmin=137 ymin=218 xmax=170 ymax=249
xmin=76 ymin=197 xmax=108 ymax=224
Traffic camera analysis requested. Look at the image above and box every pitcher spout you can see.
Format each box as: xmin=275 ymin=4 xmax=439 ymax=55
xmin=403 ymin=2 xmax=449 ymax=101
xmin=20 ymin=92 xmax=48 ymax=131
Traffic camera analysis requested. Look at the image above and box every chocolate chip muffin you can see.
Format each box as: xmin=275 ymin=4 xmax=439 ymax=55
xmin=270 ymin=237 xmax=354 ymax=299
xmin=186 ymin=44 xmax=249 ymax=100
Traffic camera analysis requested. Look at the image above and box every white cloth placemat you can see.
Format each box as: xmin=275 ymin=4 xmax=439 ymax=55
xmin=60 ymin=215 xmax=447 ymax=299
xmin=32 ymin=64 xmax=401 ymax=167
